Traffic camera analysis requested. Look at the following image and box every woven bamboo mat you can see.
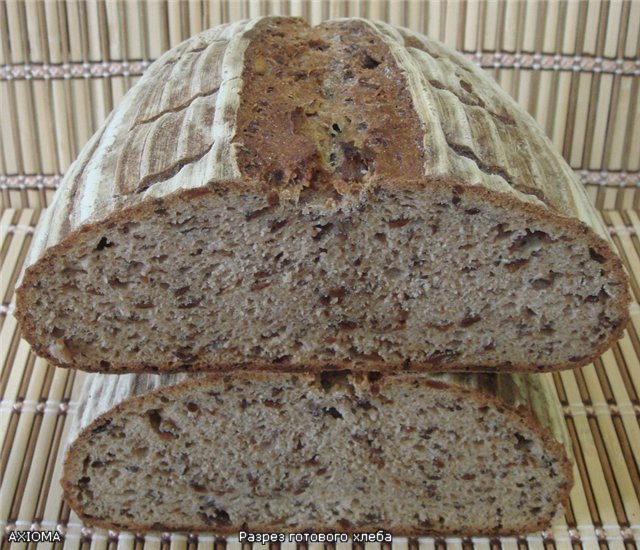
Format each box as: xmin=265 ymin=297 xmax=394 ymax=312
xmin=1 ymin=0 xmax=639 ymax=547
xmin=0 ymin=208 xmax=638 ymax=549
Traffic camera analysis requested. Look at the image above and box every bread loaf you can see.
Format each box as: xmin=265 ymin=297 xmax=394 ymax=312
xmin=63 ymin=370 xmax=572 ymax=535
xmin=16 ymin=17 xmax=629 ymax=373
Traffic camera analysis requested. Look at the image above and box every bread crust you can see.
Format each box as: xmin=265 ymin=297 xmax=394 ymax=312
xmin=61 ymin=370 xmax=573 ymax=536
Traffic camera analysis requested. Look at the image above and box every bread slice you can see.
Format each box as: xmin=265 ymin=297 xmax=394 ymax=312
xmin=62 ymin=370 xmax=572 ymax=535
xmin=16 ymin=17 xmax=629 ymax=373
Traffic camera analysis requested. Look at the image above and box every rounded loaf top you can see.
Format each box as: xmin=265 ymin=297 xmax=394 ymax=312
xmin=16 ymin=16 xmax=629 ymax=374
xmin=26 ymin=16 xmax=603 ymax=245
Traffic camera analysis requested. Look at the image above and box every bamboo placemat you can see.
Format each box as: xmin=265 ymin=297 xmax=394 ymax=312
xmin=0 ymin=208 xmax=639 ymax=548
xmin=1 ymin=0 xmax=639 ymax=209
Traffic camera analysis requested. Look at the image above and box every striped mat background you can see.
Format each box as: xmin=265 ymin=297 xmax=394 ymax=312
xmin=1 ymin=1 xmax=639 ymax=548
xmin=0 ymin=210 xmax=639 ymax=548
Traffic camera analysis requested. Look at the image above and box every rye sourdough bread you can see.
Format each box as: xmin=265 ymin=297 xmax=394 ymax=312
xmin=16 ymin=17 xmax=629 ymax=373
xmin=62 ymin=370 xmax=572 ymax=535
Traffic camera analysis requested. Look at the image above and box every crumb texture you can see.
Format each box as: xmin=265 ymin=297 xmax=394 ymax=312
xmin=64 ymin=371 xmax=572 ymax=535
xmin=16 ymin=16 xmax=629 ymax=374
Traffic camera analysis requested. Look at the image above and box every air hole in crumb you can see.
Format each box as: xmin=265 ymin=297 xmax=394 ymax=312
xmin=133 ymin=447 xmax=148 ymax=458
xmin=339 ymin=142 xmax=372 ymax=182
xmin=362 ymin=54 xmax=381 ymax=69
xmin=505 ymin=258 xmax=529 ymax=272
xmin=494 ymin=224 xmax=515 ymax=240
xmin=215 ymin=510 xmax=230 ymax=523
xmin=319 ymin=370 xmax=351 ymax=391
xmin=108 ymin=276 xmax=129 ymax=289
xmin=186 ymin=402 xmax=199 ymax=413
xmin=589 ymin=247 xmax=606 ymax=263
xmin=95 ymin=237 xmax=114 ymax=251
xmin=270 ymin=219 xmax=288 ymax=232
xmin=91 ymin=420 xmax=111 ymax=434
xmin=514 ymin=432 xmax=533 ymax=451
xmin=313 ymin=222 xmax=334 ymax=241
xmin=323 ymin=406 xmax=343 ymax=419
xmin=541 ymin=323 xmax=555 ymax=335
xmin=508 ymin=230 xmax=553 ymax=254
xmin=190 ymin=481 xmax=207 ymax=493
xmin=146 ymin=409 xmax=179 ymax=440
xmin=245 ymin=206 xmax=270 ymax=221
xmin=459 ymin=315 xmax=481 ymax=327
xmin=530 ymin=276 xmax=554 ymax=290
xmin=388 ymin=218 xmax=410 ymax=228
xmin=368 ymin=372 xmax=383 ymax=384
xmin=374 ymin=232 xmax=387 ymax=243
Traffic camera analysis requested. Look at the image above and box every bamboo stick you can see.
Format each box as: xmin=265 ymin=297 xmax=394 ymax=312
xmin=626 ymin=0 xmax=640 ymax=58
xmin=0 ymin=410 xmax=37 ymax=516
xmin=554 ymin=371 xmax=600 ymax=527
xmin=0 ymin=209 xmax=35 ymax=304
xmin=125 ymin=1 xmax=144 ymax=60
xmin=0 ymin=208 xmax=16 ymax=254
xmin=41 ymin=394 xmax=73 ymax=525
xmin=0 ymin=1 xmax=10 ymax=66
xmin=89 ymin=536 xmax=110 ymax=550
xmin=443 ymin=0 xmax=460 ymax=50
xmin=188 ymin=0 xmax=205 ymax=34
xmin=481 ymin=0 xmax=498 ymax=52
xmin=12 ymin=401 xmax=52 ymax=524
xmin=405 ymin=0 xmax=424 ymax=36
xmin=0 ymin=82 xmax=22 ymax=174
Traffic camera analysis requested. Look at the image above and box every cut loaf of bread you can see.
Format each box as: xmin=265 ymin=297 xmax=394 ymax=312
xmin=16 ymin=17 xmax=629 ymax=373
xmin=63 ymin=370 xmax=572 ymax=535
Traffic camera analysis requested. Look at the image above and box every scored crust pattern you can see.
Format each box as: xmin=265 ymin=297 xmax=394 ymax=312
xmin=21 ymin=16 xmax=613 ymax=264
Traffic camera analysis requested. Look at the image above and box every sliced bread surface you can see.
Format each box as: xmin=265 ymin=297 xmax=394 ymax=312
xmin=63 ymin=370 xmax=573 ymax=535
xmin=16 ymin=17 xmax=629 ymax=373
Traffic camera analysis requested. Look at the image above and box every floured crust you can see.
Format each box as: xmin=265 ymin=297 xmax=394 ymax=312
xmin=62 ymin=370 xmax=573 ymax=535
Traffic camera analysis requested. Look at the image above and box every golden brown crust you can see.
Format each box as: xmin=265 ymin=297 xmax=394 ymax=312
xmin=61 ymin=370 xmax=573 ymax=536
